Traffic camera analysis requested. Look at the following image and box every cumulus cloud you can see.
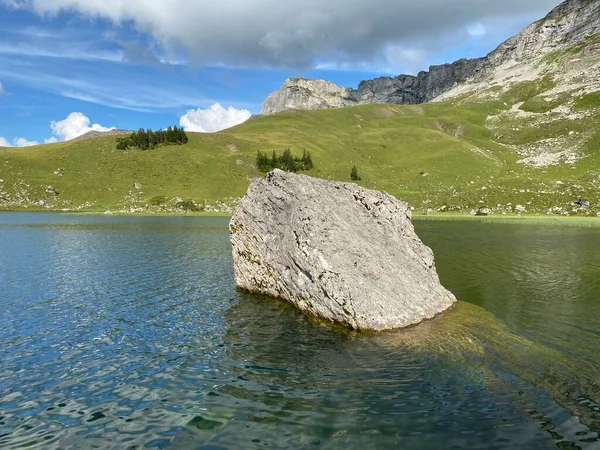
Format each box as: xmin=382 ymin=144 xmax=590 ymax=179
xmin=0 ymin=112 xmax=114 ymax=148
xmin=13 ymin=137 xmax=40 ymax=147
xmin=180 ymin=104 xmax=251 ymax=133
xmin=50 ymin=112 xmax=114 ymax=141
xmin=4 ymin=0 xmax=562 ymax=68
xmin=0 ymin=136 xmax=40 ymax=147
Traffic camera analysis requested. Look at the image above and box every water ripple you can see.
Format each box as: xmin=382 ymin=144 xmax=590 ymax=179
xmin=0 ymin=214 xmax=599 ymax=449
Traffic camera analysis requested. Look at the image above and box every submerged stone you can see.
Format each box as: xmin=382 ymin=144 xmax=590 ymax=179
xmin=187 ymin=415 xmax=224 ymax=430
xmin=230 ymin=169 xmax=456 ymax=331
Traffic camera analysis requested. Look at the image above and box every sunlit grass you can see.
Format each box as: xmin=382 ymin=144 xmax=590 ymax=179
xmin=1 ymin=75 xmax=598 ymax=215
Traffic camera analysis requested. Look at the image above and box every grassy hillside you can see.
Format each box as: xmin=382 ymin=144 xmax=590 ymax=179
xmin=1 ymin=81 xmax=599 ymax=215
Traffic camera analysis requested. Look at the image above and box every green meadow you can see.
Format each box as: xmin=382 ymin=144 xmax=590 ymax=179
xmin=1 ymin=76 xmax=599 ymax=215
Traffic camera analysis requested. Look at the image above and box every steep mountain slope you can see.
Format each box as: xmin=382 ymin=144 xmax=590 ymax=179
xmin=437 ymin=3 xmax=600 ymax=173
xmin=262 ymin=0 xmax=600 ymax=114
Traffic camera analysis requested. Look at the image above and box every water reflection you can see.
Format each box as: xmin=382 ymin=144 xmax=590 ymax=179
xmin=1 ymin=214 xmax=600 ymax=449
xmin=215 ymin=294 xmax=599 ymax=449
xmin=415 ymin=220 xmax=600 ymax=433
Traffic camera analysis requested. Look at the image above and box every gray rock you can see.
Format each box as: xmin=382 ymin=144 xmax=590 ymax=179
xmin=261 ymin=78 xmax=358 ymax=115
xmin=45 ymin=185 xmax=59 ymax=196
xmin=71 ymin=129 xmax=131 ymax=142
xmin=354 ymin=59 xmax=485 ymax=105
xmin=230 ymin=170 xmax=456 ymax=331
xmin=485 ymin=0 xmax=600 ymax=69
xmin=261 ymin=0 xmax=600 ymax=114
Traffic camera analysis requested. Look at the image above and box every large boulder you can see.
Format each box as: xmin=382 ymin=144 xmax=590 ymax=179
xmin=230 ymin=170 xmax=456 ymax=331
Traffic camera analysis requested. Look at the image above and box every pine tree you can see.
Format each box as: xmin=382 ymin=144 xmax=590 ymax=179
xmin=281 ymin=148 xmax=296 ymax=172
xmin=114 ymin=125 xmax=187 ymax=150
xmin=181 ymin=127 xmax=188 ymax=144
xmin=256 ymin=150 xmax=271 ymax=172
xmin=350 ymin=165 xmax=360 ymax=181
xmin=137 ymin=128 xmax=149 ymax=150
xmin=271 ymin=150 xmax=277 ymax=169
xmin=303 ymin=150 xmax=313 ymax=170
xmin=116 ymin=137 xmax=129 ymax=150
xmin=147 ymin=129 xmax=156 ymax=148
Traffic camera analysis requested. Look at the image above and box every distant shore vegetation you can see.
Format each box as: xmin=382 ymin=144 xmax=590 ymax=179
xmin=116 ymin=126 xmax=189 ymax=150
xmin=256 ymin=148 xmax=314 ymax=173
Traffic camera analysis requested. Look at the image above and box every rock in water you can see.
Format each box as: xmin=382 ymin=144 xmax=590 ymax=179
xmin=230 ymin=170 xmax=456 ymax=331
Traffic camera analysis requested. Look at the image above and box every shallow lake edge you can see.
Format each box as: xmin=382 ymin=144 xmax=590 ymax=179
xmin=3 ymin=210 xmax=600 ymax=228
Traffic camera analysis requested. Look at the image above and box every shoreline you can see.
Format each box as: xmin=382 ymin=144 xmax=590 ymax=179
xmin=412 ymin=213 xmax=600 ymax=227
xmin=3 ymin=209 xmax=600 ymax=227
xmin=0 ymin=209 xmax=230 ymax=217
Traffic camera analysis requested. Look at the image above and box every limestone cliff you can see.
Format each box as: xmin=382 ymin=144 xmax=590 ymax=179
xmin=261 ymin=78 xmax=358 ymax=115
xmin=261 ymin=0 xmax=600 ymax=114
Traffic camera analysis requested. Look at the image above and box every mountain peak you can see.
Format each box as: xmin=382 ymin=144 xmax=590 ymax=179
xmin=261 ymin=0 xmax=600 ymax=115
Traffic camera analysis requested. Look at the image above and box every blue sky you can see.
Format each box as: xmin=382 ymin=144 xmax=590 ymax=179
xmin=0 ymin=0 xmax=562 ymax=146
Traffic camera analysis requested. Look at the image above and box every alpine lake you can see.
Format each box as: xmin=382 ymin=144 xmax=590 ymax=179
xmin=1 ymin=212 xmax=599 ymax=449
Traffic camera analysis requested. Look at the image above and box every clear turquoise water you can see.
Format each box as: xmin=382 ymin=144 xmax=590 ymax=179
xmin=0 ymin=213 xmax=599 ymax=449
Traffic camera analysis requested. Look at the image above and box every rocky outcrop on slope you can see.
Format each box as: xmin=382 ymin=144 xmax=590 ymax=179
xmin=230 ymin=169 xmax=456 ymax=331
xmin=356 ymin=58 xmax=485 ymax=104
xmin=485 ymin=0 xmax=600 ymax=68
xmin=261 ymin=0 xmax=600 ymax=114
xmin=72 ymin=129 xmax=131 ymax=142
xmin=261 ymin=78 xmax=358 ymax=115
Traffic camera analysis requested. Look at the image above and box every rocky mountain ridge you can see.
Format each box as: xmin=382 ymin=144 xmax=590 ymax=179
xmin=261 ymin=0 xmax=600 ymax=115
xmin=72 ymin=129 xmax=131 ymax=142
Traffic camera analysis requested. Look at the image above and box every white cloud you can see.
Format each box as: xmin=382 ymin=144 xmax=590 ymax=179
xmin=468 ymin=23 xmax=488 ymax=37
xmin=0 ymin=61 xmax=221 ymax=112
xmin=385 ymin=46 xmax=426 ymax=75
xmin=3 ymin=0 xmax=562 ymax=68
xmin=0 ymin=42 xmax=122 ymax=62
xmin=0 ymin=112 xmax=114 ymax=148
xmin=180 ymin=104 xmax=251 ymax=133
xmin=50 ymin=112 xmax=114 ymax=141
xmin=13 ymin=137 xmax=40 ymax=147
xmin=0 ymin=136 xmax=40 ymax=147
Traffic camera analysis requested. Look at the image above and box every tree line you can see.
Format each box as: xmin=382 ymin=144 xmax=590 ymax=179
xmin=256 ymin=148 xmax=314 ymax=173
xmin=116 ymin=126 xmax=189 ymax=150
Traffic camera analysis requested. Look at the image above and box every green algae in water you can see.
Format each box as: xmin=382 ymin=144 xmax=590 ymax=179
xmin=187 ymin=415 xmax=224 ymax=430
